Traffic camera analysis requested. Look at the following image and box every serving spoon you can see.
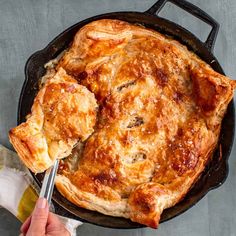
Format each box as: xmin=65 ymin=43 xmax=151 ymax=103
xmin=39 ymin=159 xmax=59 ymax=204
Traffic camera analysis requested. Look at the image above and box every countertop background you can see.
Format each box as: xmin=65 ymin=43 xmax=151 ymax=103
xmin=0 ymin=0 xmax=236 ymax=235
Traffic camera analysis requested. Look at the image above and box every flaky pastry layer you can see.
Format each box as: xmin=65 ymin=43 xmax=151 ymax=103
xmin=9 ymin=68 xmax=98 ymax=172
xmin=55 ymin=19 xmax=236 ymax=228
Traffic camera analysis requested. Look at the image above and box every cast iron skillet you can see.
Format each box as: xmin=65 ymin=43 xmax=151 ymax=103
xmin=18 ymin=0 xmax=235 ymax=229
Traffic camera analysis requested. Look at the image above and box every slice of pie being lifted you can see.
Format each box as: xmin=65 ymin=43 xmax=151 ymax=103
xmin=9 ymin=68 xmax=98 ymax=172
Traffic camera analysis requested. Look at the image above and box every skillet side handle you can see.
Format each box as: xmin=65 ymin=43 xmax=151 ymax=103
xmin=145 ymin=0 xmax=219 ymax=52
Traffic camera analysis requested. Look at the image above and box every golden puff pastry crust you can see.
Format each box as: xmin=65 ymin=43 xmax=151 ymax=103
xmin=55 ymin=19 xmax=236 ymax=228
xmin=9 ymin=68 xmax=98 ymax=173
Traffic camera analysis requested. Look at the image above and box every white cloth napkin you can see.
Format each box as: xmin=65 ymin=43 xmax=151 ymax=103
xmin=0 ymin=144 xmax=82 ymax=236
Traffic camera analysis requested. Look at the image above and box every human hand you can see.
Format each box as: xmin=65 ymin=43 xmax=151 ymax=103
xmin=20 ymin=198 xmax=70 ymax=236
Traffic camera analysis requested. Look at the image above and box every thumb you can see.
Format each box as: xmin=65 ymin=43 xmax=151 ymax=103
xmin=26 ymin=198 xmax=49 ymax=236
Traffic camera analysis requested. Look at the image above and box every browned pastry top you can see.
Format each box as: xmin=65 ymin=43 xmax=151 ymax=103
xmin=56 ymin=19 xmax=235 ymax=228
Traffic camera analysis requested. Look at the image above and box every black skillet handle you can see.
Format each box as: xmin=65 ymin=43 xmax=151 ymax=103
xmin=145 ymin=0 xmax=219 ymax=52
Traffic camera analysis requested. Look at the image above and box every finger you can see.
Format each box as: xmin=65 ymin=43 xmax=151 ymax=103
xmin=47 ymin=213 xmax=70 ymax=235
xmin=48 ymin=212 xmax=63 ymax=226
xmin=20 ymin=215 xmax=31 ymax=234
xmin=46 ymin=213 xmax=64 ymax=232
xmin=26 ymin=198 xmax=49 ymax=236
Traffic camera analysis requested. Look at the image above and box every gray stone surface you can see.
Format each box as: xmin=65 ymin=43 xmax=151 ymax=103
xmin=0 ymin=0 xmax=235 ymax=235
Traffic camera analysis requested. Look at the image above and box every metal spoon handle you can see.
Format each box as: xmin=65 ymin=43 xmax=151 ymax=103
xmin=39 ymin=159 xmax=59 ymax=204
